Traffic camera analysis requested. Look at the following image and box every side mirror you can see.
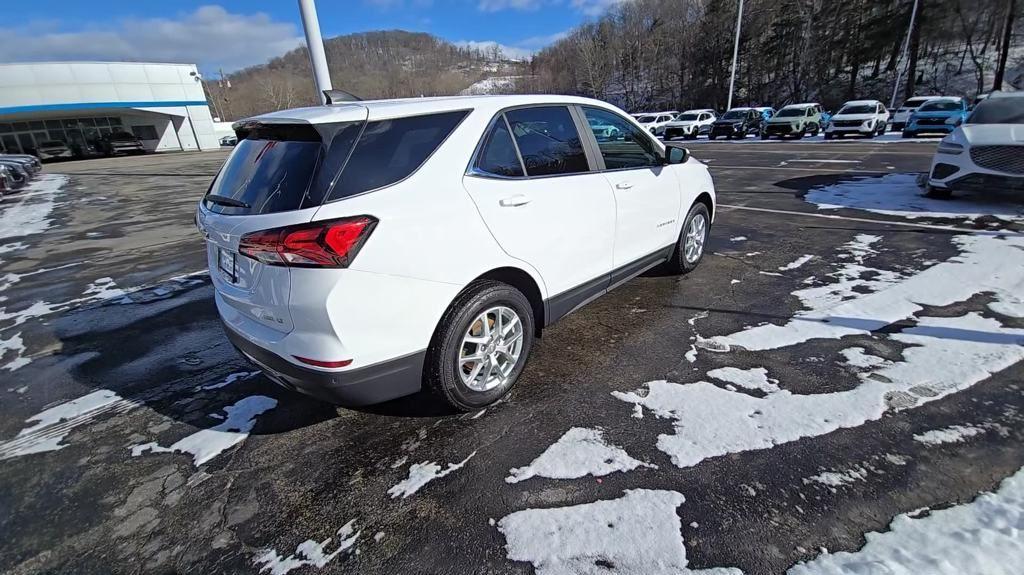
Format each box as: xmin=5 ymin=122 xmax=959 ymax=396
xmin=665 ymin=144 xmax=688 ymax=165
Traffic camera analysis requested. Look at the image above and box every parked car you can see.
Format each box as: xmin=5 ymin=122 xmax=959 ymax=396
xmin=0 ymin=154 xmax=42 ymax=176
xmin=220 ymin=135 xmax=238 ymax=146
xmin=0 ymin=164 xmax=15 ymax=196
xmin=762 ymin=103 xmax=824 ymax=139
xmin=891 ymin=95 xmax=941 ymax=132
xmin=587 ymin=116 xmax=623 ymax=141
xmin=752 ymin=106 xmax=776 ymax=123
xmin=708 ymin=107 xmax=764 ymax=139
xmin=636 ymin=112 xmax=678 ymax=136
xmin=196 ymin=95 xmax=716 ymax=410
xmin=98 ymin=131 xmax=146 ymax=156
xmin=663 ymin=109 xmax=717 ymax=140
xmin=824 ymin=100 xmax=889 ymax=139
xmin=903 ymin=97 xmax=969 ymax=138
xmin=925 ymin=91 xmax=1024 ymax=199
xmin=0 ymin=159 xmax=32 ymax=187
xmin=36 ymin=140 xmax=74 ymax=161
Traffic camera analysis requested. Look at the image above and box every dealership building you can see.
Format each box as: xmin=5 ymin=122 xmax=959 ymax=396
xmin=0 ymin=61 xmax=221 ymax=155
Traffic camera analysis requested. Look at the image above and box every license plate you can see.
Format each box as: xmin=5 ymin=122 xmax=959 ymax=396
xmin=217 ymin=248 xmax=236 ymax=282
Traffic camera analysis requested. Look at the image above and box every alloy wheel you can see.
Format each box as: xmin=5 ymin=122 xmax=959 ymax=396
xmin=459 ymin=306 xmax=524 ymax=392
xmin=684 ymin=213 xmax=707 ymax=263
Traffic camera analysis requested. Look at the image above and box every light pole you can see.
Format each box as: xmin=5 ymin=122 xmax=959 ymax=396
xmin=890 ymin=0 xmax=920 ymax=109
xmin=726 ymin=0 xmax=745 ymax=111
xmin=298 ymin=0 xmax=333 ymax=104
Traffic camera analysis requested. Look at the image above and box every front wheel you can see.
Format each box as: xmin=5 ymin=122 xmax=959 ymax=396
xmin=707 ymin=134 xmax=716 ymax=140
xmin=425 ymin=280 xmax=535 ymax=411
xmin=925 ymin=185 xmax=952 ymax=199
xmin=665 ymin=203 xmax=711 ymax=274
xmin=902 ymin=131 xmax=915 ymax=139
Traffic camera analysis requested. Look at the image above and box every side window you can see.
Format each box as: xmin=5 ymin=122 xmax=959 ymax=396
xmin=581 ymin=106 xmax=660 ymax=170
xmin=327 ymin=110 xmax=467 ymax=201
xmin=504 ymin=106 xmax=589 ymax=177
xmin=475 ymin=118 xmax=524 ymax=177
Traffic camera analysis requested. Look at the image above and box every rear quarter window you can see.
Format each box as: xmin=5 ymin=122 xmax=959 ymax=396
xmin=326 ymin=110 xmax=468 ymax=201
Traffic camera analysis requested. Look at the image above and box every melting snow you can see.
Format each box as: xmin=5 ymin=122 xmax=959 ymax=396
xmin=730 ymin=236 xmax=747 ymax=242
xmin=806 ymin=467 xmax=869 ymax=488
xmin=804 ymin=173 xmax=1024 ymax=222
xmin=197 ymin=370 xmax=261 ymax=391
xmin=131 ymin=395 xmax=277 ymax=465
xmin=778 ymin=255 xmax=814 ymax=271
xmin=0 ymin=389 xmax=138 ymax=459
xmin=0 ymin=332 xmax=29 ymax=371
xmin=838 ymin=347 xmax=890 ymax=369
xmin=789 ymin=466 xmax=1024 ymax=575
xmin=506 ymin=427 xmax=654 ymax=483
xmin=914 ymin=424 xmax=986 ymax=446
xmin=703 ymin=234 xmax=1024 ymax=352
xmin=0 ymin=175 xmax=68 ymax=241
xmin=254 ymin=520 xmax=360 ymax=575
xmin=388 ymin=451 xmax=477 ymax=498
xmin=498 ymin=489 xmax=741 ymax=575
xmin=616 ymin=313 xmax=1024 ymax=468
xmin=706 ymin=367 xmax=779 ymax=393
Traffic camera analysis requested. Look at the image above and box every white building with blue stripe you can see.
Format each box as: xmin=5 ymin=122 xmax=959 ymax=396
xmin=0 ymin=61 xmax=220 ymax=155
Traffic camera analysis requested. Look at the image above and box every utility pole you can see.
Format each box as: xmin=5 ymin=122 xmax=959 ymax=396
xmin=726 ymin=0 xmax=745 ymax=111
xmin=992 ymin=0 xmax=1016 ymax=91
xmin=890 ymin=0 xmax=920 ymax=108
xmin=298 ymin=0 xmax=333 ymax=105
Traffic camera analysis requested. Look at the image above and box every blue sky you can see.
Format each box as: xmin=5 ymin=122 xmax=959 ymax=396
xmin=2 ymin=0 xmax=621 ymax=73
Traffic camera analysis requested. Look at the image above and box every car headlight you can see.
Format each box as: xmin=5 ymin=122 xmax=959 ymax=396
xmin=733 ymin=123 xmax=742 ymax=129
xmin=862 ymin=119 xmax=875 ymax=128
xmin=936 ymin=140 xmax=964 ymax=155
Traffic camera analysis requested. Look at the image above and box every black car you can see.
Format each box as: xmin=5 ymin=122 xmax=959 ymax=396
xmin=98 ymin=131 xmax=147 ymax=156
xmin=707 ymin=108 xmax=764 ymax=140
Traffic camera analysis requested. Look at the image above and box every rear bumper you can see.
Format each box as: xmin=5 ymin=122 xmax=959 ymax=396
xmin=224 ymin=324 xmax=424 ymax=406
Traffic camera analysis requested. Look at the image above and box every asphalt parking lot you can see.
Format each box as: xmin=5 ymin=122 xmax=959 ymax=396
xmin=2 ymin=138 xmax=1023 ymax=574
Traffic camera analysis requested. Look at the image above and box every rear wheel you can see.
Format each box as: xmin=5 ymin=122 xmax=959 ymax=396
xmin=824 ymin=132 xmax=833 ymax=140
xmin=665 ymin=203 xmax=711 ymax=274
xmin=902 ymin=131 xmax=915 ymax=139
xmin=425 ymin=280 xmax=535 ymax=411
xmin=707 ymin=133 xmax=716 ymax=140
xmin=761 ymin=133 xmax=770 ymax=140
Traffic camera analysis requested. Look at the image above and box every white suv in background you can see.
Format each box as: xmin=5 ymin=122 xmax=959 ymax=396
xmin=926 ymin=91 xmax=1024 ymax=199
xmin=636 ymin=112 xmax=678 ymax=136
xmin=197 ymin=95 xmax=716 ymax=410
xmin=824 ymin=99 xmax=889 ymax=139
xmin=663 ymin=109 xmax=717 ymax=140
xmin=891 ymin=95 xmax=941 ymax=132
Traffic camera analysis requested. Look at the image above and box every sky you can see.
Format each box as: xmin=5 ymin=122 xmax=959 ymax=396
xmin=1 ymin=0 xmax=626 ymax=74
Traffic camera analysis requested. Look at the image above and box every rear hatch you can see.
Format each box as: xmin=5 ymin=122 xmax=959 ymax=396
xmin=198 ymin=112 xmax=367 ymax=334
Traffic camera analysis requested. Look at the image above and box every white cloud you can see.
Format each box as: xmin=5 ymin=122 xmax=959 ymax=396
xmin=516 ymin=30 xmax=570 ymax=49
xmin=454 ymin=40 xmax=535 ymax=61
xmin=0 ymin=5 xmax=304 ymax=72
xmin=571 ymin=0 xmax=630 ymax=16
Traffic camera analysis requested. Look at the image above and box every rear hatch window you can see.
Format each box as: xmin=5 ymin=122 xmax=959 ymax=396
xmin=205 ymin=110 xmax=467 ymax=215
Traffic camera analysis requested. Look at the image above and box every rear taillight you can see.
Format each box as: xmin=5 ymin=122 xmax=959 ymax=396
xmin=238 ymin=216 xmax=377 ymax=268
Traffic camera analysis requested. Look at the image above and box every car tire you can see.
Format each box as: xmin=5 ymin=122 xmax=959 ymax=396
xmin=665 ymin=202 xmax=711 ymax=275
xmin=902 ymin=131 xmax=915 ymax=139
xmin=925 ymin=185 xmax=953 ymax=199
xmin=761 ymin=133 xmax=770 ymax=140
xmin=824 ymin=132 xmax=833 ymax=140
xmin=707 ymin=134 xmax=716 ymax=140
xmin=425 ymin=280 xmax=535 ymax=411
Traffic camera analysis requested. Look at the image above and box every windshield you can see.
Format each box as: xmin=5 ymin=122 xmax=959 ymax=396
xmin=722 ymin=110 xmax=746 ymax=120
xmin=967 ymin=97 xmax=1024 ymax=124
xmin=918 ymin=100 xmax=962 ymax=112
xmin=637 ymin=115 xmax=657 ymax=123
xmin=674 ymin=114 xmax=699 ymax=121
xmin=837 ymin=104 xmax=874 ymax=115
xmin=904 ymin=98 xmax=931 ymax=108
xmin=775 ymin=108 xmax=804 ymax=118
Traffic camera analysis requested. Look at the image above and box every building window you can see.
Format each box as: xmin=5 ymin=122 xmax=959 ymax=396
xmin=132 ymin=125 xmax=160 ymax=140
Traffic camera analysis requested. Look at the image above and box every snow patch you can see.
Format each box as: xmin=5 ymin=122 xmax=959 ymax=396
xmin=838 ymin=347 xmax=890 ymax=369
xmin=197 ymin=370 xmax=261 ymax=391
xmin=0 ymin=175 xmax=68 ymax=242
xmin=498 ymin=489 xmax=741 ymax=575
xmin=131 ymin=395 xmax=277 ymax=465
xmin=806 ymin=467 xmax=869 ymax=488
xmin=789 ymin=466 xmax=1024 ymax=575
xmin=730 ymin=236 xmax=747 ymax=242
xmin=914 ymin=424 xmax=986 ymax=446
xmin=506 ymin=427 xmax=654 ymax=483
xmin=779 ymin=254 xmax=814 ymax=271
xmin=706 ymin=367 xmax=779 ymax=393
xmin=254 ymin=520 xmax=360 ymax=575
xmin=0 ymin=389 xmax=138 ymax=459
xmin=388 ymin=451 xmax=476 ymax=498
xmin=804 ymin=173 xmax=1024 ymax=222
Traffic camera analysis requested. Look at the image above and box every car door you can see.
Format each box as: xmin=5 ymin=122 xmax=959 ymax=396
xmin=462 ymin=105 xmax=616 ymax=301
xmin=580 ymin=106 xmax=680 ymax=273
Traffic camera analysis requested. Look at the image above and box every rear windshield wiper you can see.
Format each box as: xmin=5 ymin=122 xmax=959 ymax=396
xmin=204 ymin=194 xmax=250 ymax=209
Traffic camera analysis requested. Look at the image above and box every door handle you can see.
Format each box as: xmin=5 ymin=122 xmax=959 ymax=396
xmin=615 ymin=182 xmax=633 ymax=190
xmin=499 ymin=194 xmax=531 ymax=207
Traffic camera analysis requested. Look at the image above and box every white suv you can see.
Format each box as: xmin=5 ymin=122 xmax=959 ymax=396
xmin=926 ymin=91 xmax=1024 ymax=199
xmin=197 ymin=95 xmax=716 ymax=410
xmin=663 ymin=109 xmax=717 ymax=140
xmin=636 ymin=112 xmax=679 ymax=137
xmin=824 ymin=99 xmax=889 ymax=139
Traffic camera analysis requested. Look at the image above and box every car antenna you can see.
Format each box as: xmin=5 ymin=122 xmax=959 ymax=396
xmin=323 ymin=89 xmax=362 ymax=105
